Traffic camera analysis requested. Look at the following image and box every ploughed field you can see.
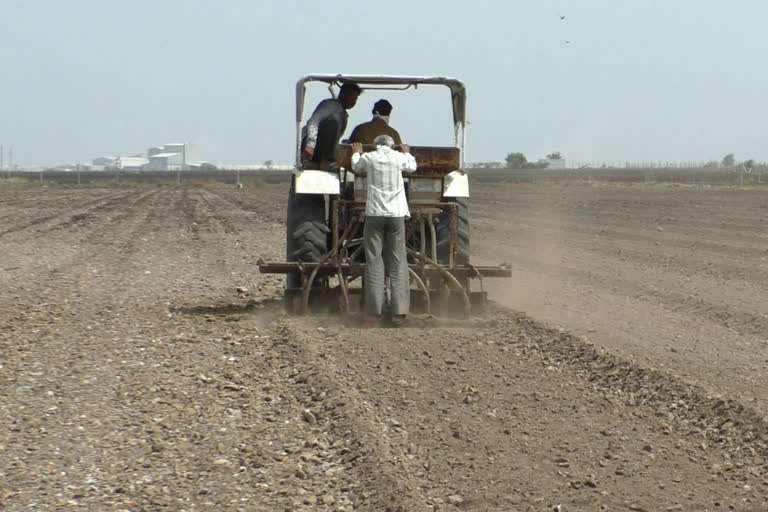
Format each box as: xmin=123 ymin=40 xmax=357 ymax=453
xmin=1 ymin=180 xmax=767 ymax=511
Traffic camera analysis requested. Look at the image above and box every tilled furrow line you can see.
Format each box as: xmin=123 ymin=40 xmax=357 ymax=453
xmin=0 ymin=189 xmax=165 ymax=314
xmin=473 ymin=186 xmax=768 ymax=239
xmin=195 ymin=188 xmax=239 ymax=235
xmin=0 ymin=189 xmax=133 ymax=238
xmin=0 ymin=189 xmax=163 ymax=332
xmin=290 ymin=310 xmax=768 ymax=510
xmin=481 ymin=246 xmax=768 ymax=341
xmin=207 ymin=186 xmax=288 ymax=226
xmin=66 ymin=187 xmax=229 ymax=306
xmin=472 ymin=201 xmax=768 ymax=269
xmin=178 ymin=187 xmax=202 ymax=242
xmin=0 ymin=187 xmax=99 ymax=209
xmin=259 ymin=320 xmax=432 ymax=511
xmin=494 ymin=311 xmax=768 ymax=480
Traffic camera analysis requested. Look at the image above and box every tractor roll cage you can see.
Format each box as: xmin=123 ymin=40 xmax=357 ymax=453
xmin=295 ymin=74 xmax=467 ymax=169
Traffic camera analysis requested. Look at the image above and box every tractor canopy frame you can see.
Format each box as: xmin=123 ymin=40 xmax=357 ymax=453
xmin=294 ymin=74 xmax=467 ymax=170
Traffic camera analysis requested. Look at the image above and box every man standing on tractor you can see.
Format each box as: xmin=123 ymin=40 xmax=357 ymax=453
xmin=349 ymin=99 xmax=403 ymax=146
xmin=350 ymin=135 xmax=417 ymax=328
xmin=301 ymin=82 xmax=362 ymax=169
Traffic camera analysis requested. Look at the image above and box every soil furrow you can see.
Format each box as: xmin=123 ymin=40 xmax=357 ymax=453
xmin=3 ymin=181 xmax=768 ymax=511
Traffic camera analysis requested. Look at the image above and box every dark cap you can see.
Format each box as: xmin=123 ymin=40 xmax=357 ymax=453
xmin=372 ymin=99 xmax=393 ymax=116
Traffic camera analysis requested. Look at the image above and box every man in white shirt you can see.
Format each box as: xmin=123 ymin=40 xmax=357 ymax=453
xmin=351 ymin=135 xmax=418 ymax=328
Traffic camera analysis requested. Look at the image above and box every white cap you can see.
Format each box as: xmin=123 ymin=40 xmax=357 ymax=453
xmin=373 ymin=135 xmax=395 ymax=148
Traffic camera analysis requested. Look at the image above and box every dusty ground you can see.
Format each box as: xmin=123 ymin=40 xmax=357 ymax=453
xmin=1 ymin=180 xmax=767 ymax=511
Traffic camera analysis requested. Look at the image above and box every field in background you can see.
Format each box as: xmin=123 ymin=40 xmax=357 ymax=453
xmin=1 ymin=180 xmax=767 ymax=510
xmin=1 ymin=165 xmax=766 ymax=186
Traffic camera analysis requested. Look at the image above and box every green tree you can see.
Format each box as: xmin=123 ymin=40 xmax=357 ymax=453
xmin=505 ymin=152 xmax=527 ymax=168
xmin=721 ymin=153 xmax=735 ymax=167
xmin=263 ymin=160 xmax=274 ymax=169
xmin=546 ymin=151 xmax=562 ymax=160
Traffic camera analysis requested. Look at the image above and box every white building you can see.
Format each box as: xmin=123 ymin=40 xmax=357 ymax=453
xmin=469 ymin=161 xmax=506 ymax=169
xmin=538 ymin=158 xmax=566 ymax=169
xmin=226 ymin=163 xmax=293 ymax=171
xmin=146 ymin=152 xmax=184 ymax=171
xmin=143 ymin=143 xmax=201 ymax=171
xmin=91 ymin=142 xmax=203 ymax=172
xmin=117 ymin=156 xmax=150 ymax=170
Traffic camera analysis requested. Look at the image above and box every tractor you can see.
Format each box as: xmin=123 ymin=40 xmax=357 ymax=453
xmin=258 ymin=74 xmax=510 ymax=317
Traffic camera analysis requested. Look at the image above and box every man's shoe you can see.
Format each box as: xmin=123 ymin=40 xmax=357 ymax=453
xmin=362 ymin=315 xmax=379 ymax=329
xmin=391 ymin=314 xmax=407 ymax=327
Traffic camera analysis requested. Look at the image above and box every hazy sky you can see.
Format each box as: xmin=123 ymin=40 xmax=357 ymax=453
xmin=2 ymin=0 xmax=767 ymax=167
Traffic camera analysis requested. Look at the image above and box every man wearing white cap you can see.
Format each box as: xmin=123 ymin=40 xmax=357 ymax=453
xmin=350 ymin=135 xmax=417 ymax=328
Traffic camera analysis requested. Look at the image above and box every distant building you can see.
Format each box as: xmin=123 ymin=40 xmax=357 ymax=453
xmin=226 ymin=163 xmax=293 ymax=171
xmin=145 ymin=143 xmax=201 ymax=171
xmin=91 ymin=142 xmax=203 ymax=171
xmin=146 ymin=152 xmax=184 ymax=171
xmin=538 ymin=158 xmax=566 ymax=169
xmin=117 ymin=156 xmax=150 ymax=170
xmin=470 ymin=161 xmax=506 ymax=169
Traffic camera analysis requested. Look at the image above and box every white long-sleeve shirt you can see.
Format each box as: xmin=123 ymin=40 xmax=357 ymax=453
xmin=351 ymin=146 xmax=418 ymax=217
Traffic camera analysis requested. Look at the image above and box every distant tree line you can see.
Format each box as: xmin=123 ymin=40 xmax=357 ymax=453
xmin=711 ymin=153 xmax=758 ymax=171
xmin=498 ymin=151 xmax=760 ymax=171
xmin=503 ymin=151 xmax=563 ymax=169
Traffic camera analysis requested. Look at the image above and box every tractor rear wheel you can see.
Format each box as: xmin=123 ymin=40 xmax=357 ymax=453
xmin=285 ymin=181 xmax=329 ymax=290
xmin=436 ymin=197 xmax=470 ymax=265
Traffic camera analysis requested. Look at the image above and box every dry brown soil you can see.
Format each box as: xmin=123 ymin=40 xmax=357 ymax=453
xmin=1 ymin=180 xmax=767 ymax=511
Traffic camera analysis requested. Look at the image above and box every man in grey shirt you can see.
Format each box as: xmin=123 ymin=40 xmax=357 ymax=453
xmin=351 ymin=135 xmax=418 ymax=328
xmin=301 ymin=82 xmax=362 ymax=169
